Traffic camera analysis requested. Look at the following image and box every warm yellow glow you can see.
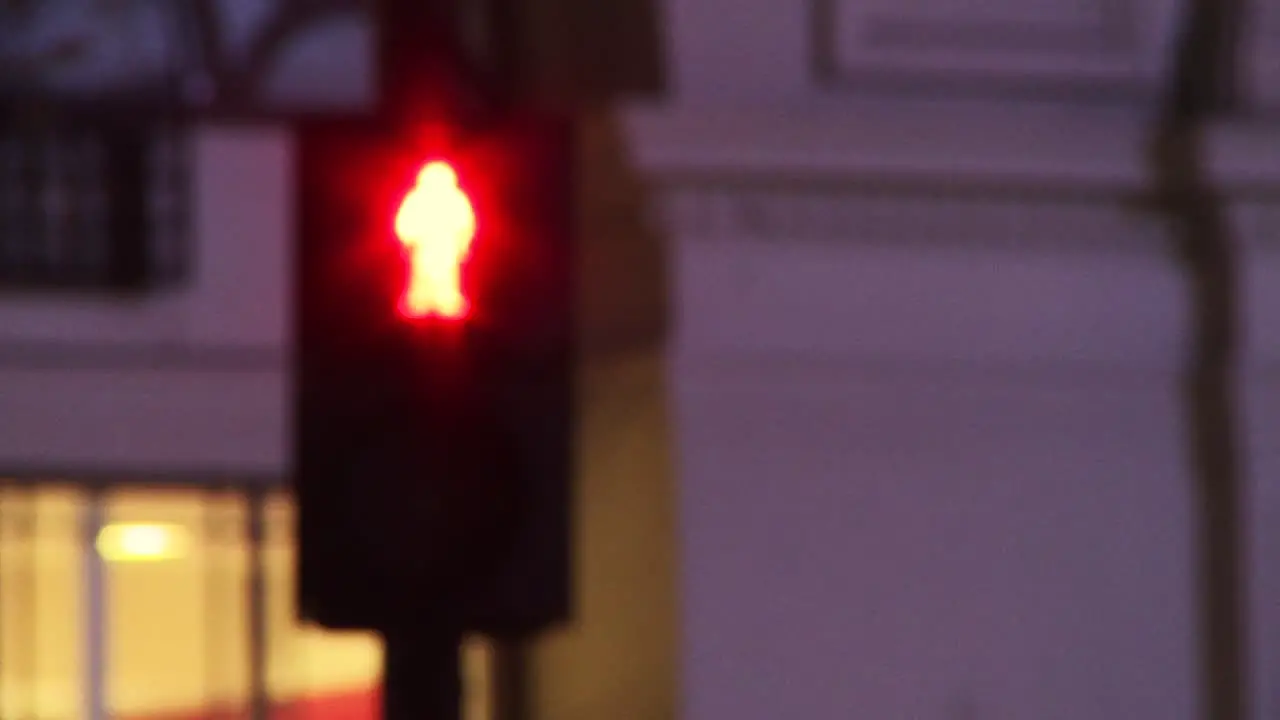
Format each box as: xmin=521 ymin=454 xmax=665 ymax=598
xmin=0 ymin=491 xmax=389 ymax=719
xmin=96 ymin=523 xmax=190 ymax=563
xmin=394 ymin=160 xmax=477 ymax=320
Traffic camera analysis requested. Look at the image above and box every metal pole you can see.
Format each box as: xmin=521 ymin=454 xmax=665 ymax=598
xmin=490 ymin=639 xmax=528 ymax=720
xmin=247 ymin=491 xmax=270 ymax=719
xmin=83 ymin=490 xmax=107 ymax=720
xmin=382 ymin=622 xmax=463 ymax=720
xmin=0 ymin=491 xmax=6 ymax=719
xmin=1149 ymin=0 xmax=1248 ymax=718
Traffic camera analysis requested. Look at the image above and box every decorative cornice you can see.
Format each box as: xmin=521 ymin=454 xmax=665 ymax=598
xmin=0 ymin=365 xmax=287 ymax=479
xmin=1242 ymin=0 xmax=1280 ymax=108
xmin=812 ymin=0 xmax=1179 ymax=93
xmin=655 ymin=180 xmax=1189 ymax=372
xmin=654 ymin=184 xmax=1280 ymax=372
xmin=656 ymin=183 xmax=1171 ymax=254
xmin=654 ymin=183 xmax=1280 ymax=255
xmin=854 ymin=5 xmax=1132 ymax=54
xmin=625 ymin=104 xmax=1280 ymax=371
xmin=624 ymin=102 xmax=1280 ymax=194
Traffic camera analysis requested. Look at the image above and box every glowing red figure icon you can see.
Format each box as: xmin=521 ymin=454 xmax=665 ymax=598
xmin=394 ymin=161 xmax=477 ymax=320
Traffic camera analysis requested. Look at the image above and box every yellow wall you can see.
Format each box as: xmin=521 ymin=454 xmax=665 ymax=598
xmin=525 ymin=110 xmax=678 ymax=720
xmin=0 ymin=487 xmax=382 ymax=719
xmin=529 ymin=350 xmax=677 ymax=720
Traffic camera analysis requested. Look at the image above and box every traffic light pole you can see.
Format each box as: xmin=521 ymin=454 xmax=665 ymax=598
xmin=382 ymin=622 xmax=464 ymax=720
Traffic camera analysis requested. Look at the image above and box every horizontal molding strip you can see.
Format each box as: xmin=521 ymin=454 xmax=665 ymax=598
xmin=624 ymin=101 xmax=1280 ymax=193
xmin=0 ymin=366 xmax=287 ymax=480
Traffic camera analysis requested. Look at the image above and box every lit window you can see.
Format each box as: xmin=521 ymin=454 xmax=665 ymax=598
xmin=96 ymin=523 xmax=189 ymax=563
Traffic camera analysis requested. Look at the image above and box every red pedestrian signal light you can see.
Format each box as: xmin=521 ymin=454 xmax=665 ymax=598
xmin=394 ymin=160 xmax=477 ymax=320
xmin=296 ymin=113 xmax=574 ymax=638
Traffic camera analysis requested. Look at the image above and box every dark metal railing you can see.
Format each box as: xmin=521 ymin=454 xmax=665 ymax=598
xmin=0 ymin=120 xmax=191 ymax=292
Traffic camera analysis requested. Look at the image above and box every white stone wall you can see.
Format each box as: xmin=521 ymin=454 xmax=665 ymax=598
xmin=4 ymin=3 xmax=1280 ymax=718
xmin=626 ymin=98 xmax=1280 ymax=719
xmin=1241 ymin=202 xmax=1280 ymax=720
xmin=0 ymin=128 xmax=292 ymax=478
xmin=664 ymin=0 xmax=1183 ymax=104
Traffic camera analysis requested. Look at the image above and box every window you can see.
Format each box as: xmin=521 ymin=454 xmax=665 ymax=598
xmin=0 ymin=122 xmax=190 ymax=290
xmin=0 ymin=484 xmax=456 ymax=719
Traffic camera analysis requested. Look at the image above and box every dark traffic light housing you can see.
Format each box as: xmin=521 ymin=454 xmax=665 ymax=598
xmin=294 ymin=108 xmax=575 ymax=636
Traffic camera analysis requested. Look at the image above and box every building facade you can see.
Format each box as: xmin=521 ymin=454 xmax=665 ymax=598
xmin=3 ymin=1 xmax=1280 ymax=719
xmin=614 ymin=0 xmax=1280 ymax=718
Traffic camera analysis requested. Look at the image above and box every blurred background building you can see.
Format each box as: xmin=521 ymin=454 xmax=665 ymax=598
xmin=2 ymin=0 xmax=1280 ymax=719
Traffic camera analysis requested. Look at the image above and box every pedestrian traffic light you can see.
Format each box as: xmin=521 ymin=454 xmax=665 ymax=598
xmin=293 ymin=111 xmax=574 ymax=636
xmin=394 ymin=161 xmax=477 ymax=321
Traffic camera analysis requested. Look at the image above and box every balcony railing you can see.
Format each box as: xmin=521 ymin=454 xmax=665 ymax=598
xmin=0 ymin=121 xmax=190 ymax=292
